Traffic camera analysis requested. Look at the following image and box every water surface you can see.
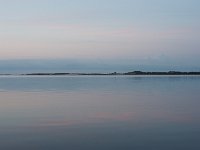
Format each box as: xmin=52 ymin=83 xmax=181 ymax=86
xmin=0 ymin=76 xmax=200 ymax=150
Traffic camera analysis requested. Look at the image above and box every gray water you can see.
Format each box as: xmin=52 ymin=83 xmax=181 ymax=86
xmin=0 ymin=75 xmax=200 ymax=150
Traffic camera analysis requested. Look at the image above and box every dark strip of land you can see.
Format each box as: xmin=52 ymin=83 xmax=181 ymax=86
xmin=6 ymin=71 xmax=200 ymax=76
xmin=123 ymin=71 xmax=200 ymax=75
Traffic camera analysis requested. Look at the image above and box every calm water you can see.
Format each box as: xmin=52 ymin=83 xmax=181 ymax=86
xmin=0 ymin=75 xmax=200 ymax=150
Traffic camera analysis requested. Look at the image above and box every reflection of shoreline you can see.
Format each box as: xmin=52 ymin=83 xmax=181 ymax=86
xmin=1 ymin=71 xmax=200 ymax=76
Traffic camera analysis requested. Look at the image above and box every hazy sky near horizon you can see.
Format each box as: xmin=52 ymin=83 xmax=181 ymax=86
xmin=0 ymin=0 xmax=200 ymax=70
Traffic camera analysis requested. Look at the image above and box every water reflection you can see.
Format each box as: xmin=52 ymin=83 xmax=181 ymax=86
xmin=0 ymin=76 xmax=200 ymax=150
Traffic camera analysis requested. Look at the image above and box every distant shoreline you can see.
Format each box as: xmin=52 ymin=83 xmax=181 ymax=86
xmin=1 ymin=71 xmax=200 ymax=76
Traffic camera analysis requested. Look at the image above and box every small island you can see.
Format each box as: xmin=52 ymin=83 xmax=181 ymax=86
xmin=123 ymin=71 xmax=200 ymax=75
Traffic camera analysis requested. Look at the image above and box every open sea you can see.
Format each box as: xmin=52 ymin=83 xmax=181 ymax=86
xmin=0 ymin=75 xmax=200 ymax=150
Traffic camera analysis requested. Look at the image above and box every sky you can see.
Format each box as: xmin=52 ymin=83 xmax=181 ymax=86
xmin=0 ymin=0 xmax=200 ymax=72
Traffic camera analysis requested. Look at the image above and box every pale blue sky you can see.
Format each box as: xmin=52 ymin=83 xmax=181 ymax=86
xmin=0 ymin=0 xmax=200 ymax=72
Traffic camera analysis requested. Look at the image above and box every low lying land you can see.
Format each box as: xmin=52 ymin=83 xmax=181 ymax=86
xmin=123 ymin=71 xmax=200 ymax=75
xmin=1 ymin=71 xmax=200 ymax=76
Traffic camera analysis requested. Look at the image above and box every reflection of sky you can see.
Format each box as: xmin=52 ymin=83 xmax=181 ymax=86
xmin=0 ymin=76 xmax=200 ymax=127
xmin=1 ymin=90 xmax=200 ymax=129
xmin=0 ymin=76 xmax=200 ymax=149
